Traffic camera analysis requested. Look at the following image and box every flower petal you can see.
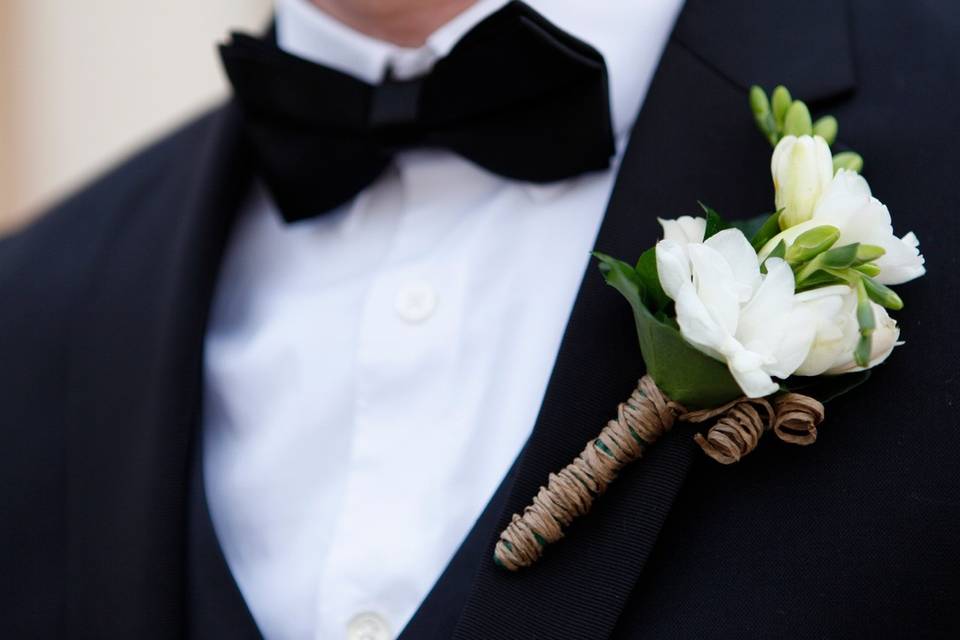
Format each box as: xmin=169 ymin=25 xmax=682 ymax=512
xmin=793 ymin=285 xmax=854 ymax=376
xmin=825 ymin=303 xmax=902 ymax=373
xmin=736 ymin=258 xmax=795 ymax=355
xmin=673 ymin=281 xmax=728 ymax=361
xmin=688 ymin=243 xmax=741 ymax=335
xmin=655 ymin=239 xmax=692 ymax=301
xmin=874 ymin=231 xmax=926 ymax=285
xmin=811 ymin=169 xmax=874 ymax=229
xmin=704 ymin=228 xmax=761 ymax=300
xmin=767 ymin=306 xmax=817 ymax=379
xmin=774 ymin=136 xmax=834 ymax=228
xmin=727 ymin=349 xmax=779 ymax=398
xmin=659 ymin=215 xmax=706 ymax=245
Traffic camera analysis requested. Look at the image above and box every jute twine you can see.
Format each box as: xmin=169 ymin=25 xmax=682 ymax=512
xmin=494 ymin=376 xmax=824 ymax=571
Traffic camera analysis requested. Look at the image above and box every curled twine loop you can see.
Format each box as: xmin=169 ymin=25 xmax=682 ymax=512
xmin=494 ymin=377 xmax=825 ymax=571
xmin=687 ymin=397 xmax=775 ymax=464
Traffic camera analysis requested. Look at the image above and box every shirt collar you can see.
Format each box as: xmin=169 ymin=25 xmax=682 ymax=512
xmin=276 ymin=0 xmax=510 ymax=83
xmin=275 ymin=0 xmax=685 ymax=141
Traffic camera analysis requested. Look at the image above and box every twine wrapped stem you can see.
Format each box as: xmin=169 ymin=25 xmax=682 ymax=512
xmin=494 ymin=376 xmax=825 ymax=571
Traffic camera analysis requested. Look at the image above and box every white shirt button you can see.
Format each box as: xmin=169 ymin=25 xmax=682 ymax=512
xmin=346 ymin=611 xmax=392 ymax=640
xmin=394 ymin=281 xmax=437 ymax=323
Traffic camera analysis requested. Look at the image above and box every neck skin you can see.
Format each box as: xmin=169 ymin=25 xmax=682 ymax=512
xmin=310 ymin=0 xmax=479 ymax=46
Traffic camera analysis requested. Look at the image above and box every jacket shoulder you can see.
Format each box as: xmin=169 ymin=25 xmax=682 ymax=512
xmin=0 ymin=108 xmax=232 ymax=632
xmin=0 ymin=108 xmax=226 ymax=335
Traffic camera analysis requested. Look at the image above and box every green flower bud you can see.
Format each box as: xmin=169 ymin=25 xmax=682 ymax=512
xmin=854 ymin=244 xmax=886 ymax=265
xmin=854 ymin=334 xmax=873 ymax=368
xmin=772 ymin=135 xmax=834 ymax=229
xmin=783 ymin=101 xmax=813 ymax=136
xmin=855 ymin=263 xmax=882 ymax=277
xmin=854 ymin=278 xmax=875 ymax=367
xmin=785 ymin=225 xmax=840 ymax=264
xmin=794 ymin=270 xmax=845 ymax=291
xmin=862 ymin=276 xmax=904 ymax=310
xmin=771 ymin=85 xmax=792 ymax=127
xmin=833 ymin=151 xmax=864 ymax=174
xmin=812 ymin=115 xmax=838 ymax=146
xmin=750 ymin=85 xmax=770 ymax=118
xmin=819 ymin=243 xmax=860 ymax=269
xmin=749 ymin=86 xmax=778 ymax=146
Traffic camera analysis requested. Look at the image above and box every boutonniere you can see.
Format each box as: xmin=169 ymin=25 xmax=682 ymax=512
xmin=495 ymin=85 xmax=926 ymax=571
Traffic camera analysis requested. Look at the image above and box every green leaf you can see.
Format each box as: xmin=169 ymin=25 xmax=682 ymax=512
xmin=767 ymin=239 xmax=786 ymax=260
xmin=699 ymin=202 xmax=731 ymax=240
xmin=761 ymin=239 xmax=786 ymax=274
xmin=749 ymin=210 xmax=783 ymax=251
xmin=595 ymin=254 xmax=742 ymax=409
xmin=634 ymin=247 xmax=671 ymax=314
xmin=594 ymin=252 xmax=645 ymax=308
xmin=632 ymin=298 xmax=743 ymax=410
xmin=795 ymin=271 xmax=846 ymax=291
xmin=729 ymin=212 xmax=773 ymax=240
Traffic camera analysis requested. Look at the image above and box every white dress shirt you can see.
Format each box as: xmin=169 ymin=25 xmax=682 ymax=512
xmin=202 ymin=1 xmax=683 ymax=638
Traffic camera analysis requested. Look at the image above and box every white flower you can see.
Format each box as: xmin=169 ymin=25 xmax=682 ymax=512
xmin=658 ymin=215 xmax=706 ymax=245
xmin=829 ymin=303 xmax=900 ymax=373
xmin=794 ymin=285 xmax=902 ymax=375
xmin=656 ymin=228 xmax=817 ymax=398
xmin=772 ymin=134 xmax=834 ymax=228
xmin=655 ymin=217 xmax=707 ymax=296
xmin=791 ymin=285 xmax=852 ymax=376
xmin=761 ymin=169 xmax=925 ymax=285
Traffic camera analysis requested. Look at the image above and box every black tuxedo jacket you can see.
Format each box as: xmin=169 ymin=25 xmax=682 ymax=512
xmin=2 ymin=1 xmax=959 ymax=638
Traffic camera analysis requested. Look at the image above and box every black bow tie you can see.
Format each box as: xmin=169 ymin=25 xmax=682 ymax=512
xmin=219 ymin=1 xmax=615 ymax=223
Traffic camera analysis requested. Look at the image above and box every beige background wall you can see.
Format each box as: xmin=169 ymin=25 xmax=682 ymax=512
xmin=0 ymin=0 xmax=272 ymax=233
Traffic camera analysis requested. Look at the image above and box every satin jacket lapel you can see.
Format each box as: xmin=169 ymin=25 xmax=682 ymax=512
xmin=64 ymin=103 xmax=252 ymax=638
xmin=452 ymin=1 xmax=855 ymax=638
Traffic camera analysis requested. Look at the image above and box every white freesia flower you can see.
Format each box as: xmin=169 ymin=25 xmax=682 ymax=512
xmin=772 ymin=134 xmax=834 ymax=228
xmin=790 ymin=285 xmax=852 ymax=376
xmin=658 ymin=215 xmax=706 ymax=246
xmin=656 ymin=228 xmax=817 ymax=398
xmin=655 ymin=217 xmax=707 ymax=297
xmin=794 ymin=285 xmax=902 ymax=375
xmin=761 ymin=169 xmax=925 ymax=285
xmin=828 ymin=303 xmax=900 ymax=373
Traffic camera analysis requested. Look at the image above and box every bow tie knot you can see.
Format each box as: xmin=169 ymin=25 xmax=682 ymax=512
xmin=221 ymin=1 xmax=615 ymax=222
xmin=368 ymin=76 xmax=426 ymax=149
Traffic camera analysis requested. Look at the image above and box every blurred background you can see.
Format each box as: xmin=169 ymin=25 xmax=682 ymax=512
xmin=0 ymin=0 xmax=272 ymax=234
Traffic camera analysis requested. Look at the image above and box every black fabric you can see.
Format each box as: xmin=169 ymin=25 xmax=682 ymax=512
xmin=220 ymin=1 xmax=615 ymax=222
xmin=0 ymin=103 xmax=252 ymax=638
xmin=185 ymin=435 xmax=262 ymax=639
xmin=2 ymin=1 xmax=960 ymax=639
